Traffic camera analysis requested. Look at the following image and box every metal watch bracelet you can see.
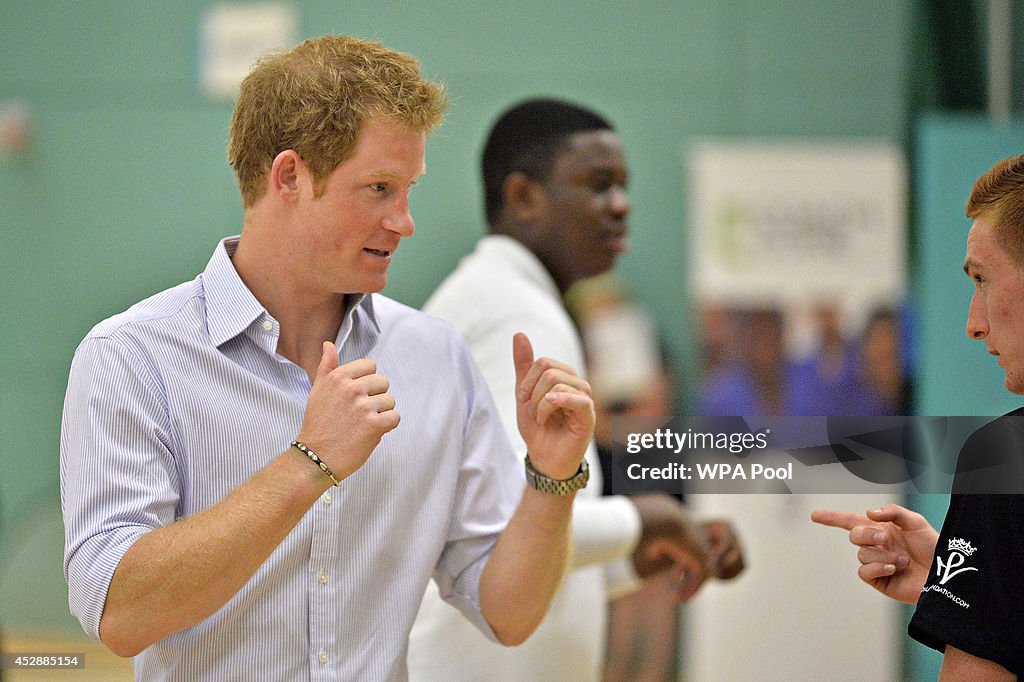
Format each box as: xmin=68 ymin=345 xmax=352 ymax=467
xmin=523 ymin=454 xmax=589 ymax=495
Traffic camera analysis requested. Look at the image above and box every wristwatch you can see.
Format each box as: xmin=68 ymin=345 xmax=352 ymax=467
xmin=524 ymin=454 xmax=589 ymax=495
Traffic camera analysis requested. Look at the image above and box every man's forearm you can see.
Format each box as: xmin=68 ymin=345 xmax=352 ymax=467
xmin=939 ymin=645 xmax=1016 ymax=681
xmin=99 ymin=448 xmax=329 ymax=657
xmin=478 ymin=487 xmax=575 ymax=646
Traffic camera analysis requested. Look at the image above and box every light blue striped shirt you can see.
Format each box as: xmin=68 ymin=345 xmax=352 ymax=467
xmin=60 ymin=237 xmax=520 ymax=681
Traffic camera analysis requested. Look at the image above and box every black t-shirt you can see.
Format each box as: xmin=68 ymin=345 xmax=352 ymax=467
xmin=907 ymin=409 xmax=1024 ymax=676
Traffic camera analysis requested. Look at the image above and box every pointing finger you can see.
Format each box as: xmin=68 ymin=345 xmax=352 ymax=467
xmin=811 ymin=509 xmax=868 ymax=532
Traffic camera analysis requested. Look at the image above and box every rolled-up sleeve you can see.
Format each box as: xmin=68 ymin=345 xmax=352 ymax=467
xmin=60 ymin=335 xmax=180 ymax=638
xmin=430 ymin=341 xmax=521 ymax=641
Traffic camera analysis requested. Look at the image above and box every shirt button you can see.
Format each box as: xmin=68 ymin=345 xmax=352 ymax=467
xmin=262 ymin=320 xmax=273 ymax=331
xmin=318 ymin=650 xmax=328 ymax=664
xmin=318 ymin=571 xmax=329 ymax=585
xmin=322 ymin=492 xmax=332 ymax=505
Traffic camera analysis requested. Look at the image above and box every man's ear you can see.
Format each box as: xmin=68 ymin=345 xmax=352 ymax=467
xmin=503 ymin=172 xmax=545 ymax=223
xmin=270 ymin=150 xmax=304 ymax=204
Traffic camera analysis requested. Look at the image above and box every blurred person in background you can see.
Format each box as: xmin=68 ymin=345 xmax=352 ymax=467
xmin=698 ymin=307 xmax=792 ymax=416
xmin=789 ymin=303 xmax=869 ymax=415
xmin=857 ymin=307 xmax=912 ymax=415
xmin=696 ymin=304 xmax=740 ymax=388
xmin=409 ymin=98 xmax=743 ymax=682
xmin=570 ymin=273 xmax=732 ymax=682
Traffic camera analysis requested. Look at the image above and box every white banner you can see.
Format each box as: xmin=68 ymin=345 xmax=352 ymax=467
xmin=688 ymin=140 xmax=907 ymax=308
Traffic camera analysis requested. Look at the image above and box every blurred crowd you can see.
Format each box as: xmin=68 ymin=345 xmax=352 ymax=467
xmin=695 ymin=302 xmax=914 ymax=418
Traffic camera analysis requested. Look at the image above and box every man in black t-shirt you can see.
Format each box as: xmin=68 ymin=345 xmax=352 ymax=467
xmin=813 ymin=154 xmax=1024 ymax=680
xmin=908 ymin=409 xmax=1024 ymax=677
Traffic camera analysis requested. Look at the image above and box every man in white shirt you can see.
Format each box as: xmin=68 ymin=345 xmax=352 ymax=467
xmin=409 ymin=98 xmax=744 ymax=681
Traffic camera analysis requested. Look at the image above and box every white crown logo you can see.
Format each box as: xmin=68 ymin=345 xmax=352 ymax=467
xmin=948 ymin=538 xmax=978 ymax=556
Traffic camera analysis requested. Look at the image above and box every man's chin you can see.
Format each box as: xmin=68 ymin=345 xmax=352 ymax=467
xmin=354 ymin=275 xmax=388 ymax=295
xmin=1004 ymin=374 xmax=1024 ymax=395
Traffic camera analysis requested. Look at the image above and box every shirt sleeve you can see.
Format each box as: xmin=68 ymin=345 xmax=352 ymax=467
xmin=429 ymin=336 xmax=522 ymax=641
xmin=571 ymin=495 xmax=641 ymax=567
xmin=908 ymin=494 xmax=1024 ymax=677
xmin=604 ymin=557 xmax=643 ymax=601
xmin=60 ymin=335 xmax=181 ymax=639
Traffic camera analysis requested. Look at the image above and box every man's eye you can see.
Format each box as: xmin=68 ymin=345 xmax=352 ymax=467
xmin=370 ymin=183 xmax=388 ymax=193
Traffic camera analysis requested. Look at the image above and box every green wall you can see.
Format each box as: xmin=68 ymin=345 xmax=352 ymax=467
xmin=1 ymin=0 xmax=915 ymax=642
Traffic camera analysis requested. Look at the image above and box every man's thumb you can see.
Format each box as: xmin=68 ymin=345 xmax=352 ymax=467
xmin=512 ymin=332 xmax=534 ymax=387
xmin=316 ymin=341 xmax=339 ymax=380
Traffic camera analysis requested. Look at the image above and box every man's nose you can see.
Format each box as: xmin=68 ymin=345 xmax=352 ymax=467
xmin=966 ymin=290 xmax=988 ymax=340
xmin=384 ymin=196 xmax=415 ymax=236
xmin=609 ymin=186 xmax=631 ymax=217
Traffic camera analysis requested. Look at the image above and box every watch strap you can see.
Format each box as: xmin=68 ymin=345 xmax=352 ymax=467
xmin=524 ymin=454 xmax=589 ymax=495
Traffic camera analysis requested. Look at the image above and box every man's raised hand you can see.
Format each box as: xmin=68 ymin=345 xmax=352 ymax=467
xmin=512 ymin=332 xmax=594 ymax=481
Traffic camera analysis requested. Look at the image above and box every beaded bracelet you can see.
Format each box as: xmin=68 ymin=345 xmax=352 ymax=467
xmin=291 ymin=440 xmax=340 ymax=486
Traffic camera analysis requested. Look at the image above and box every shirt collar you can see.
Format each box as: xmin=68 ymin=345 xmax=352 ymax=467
xmin=201 ymin=236 xmax=380 ymax=348
xmin=477 ymin=233 xmax=561 ymax=300
xmin=203 ymin=237 xmax=265 ymax=347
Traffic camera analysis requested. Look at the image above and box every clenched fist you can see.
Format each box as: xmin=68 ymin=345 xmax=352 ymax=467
xmin=296 ymin=341 xmax=401 ymax=481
